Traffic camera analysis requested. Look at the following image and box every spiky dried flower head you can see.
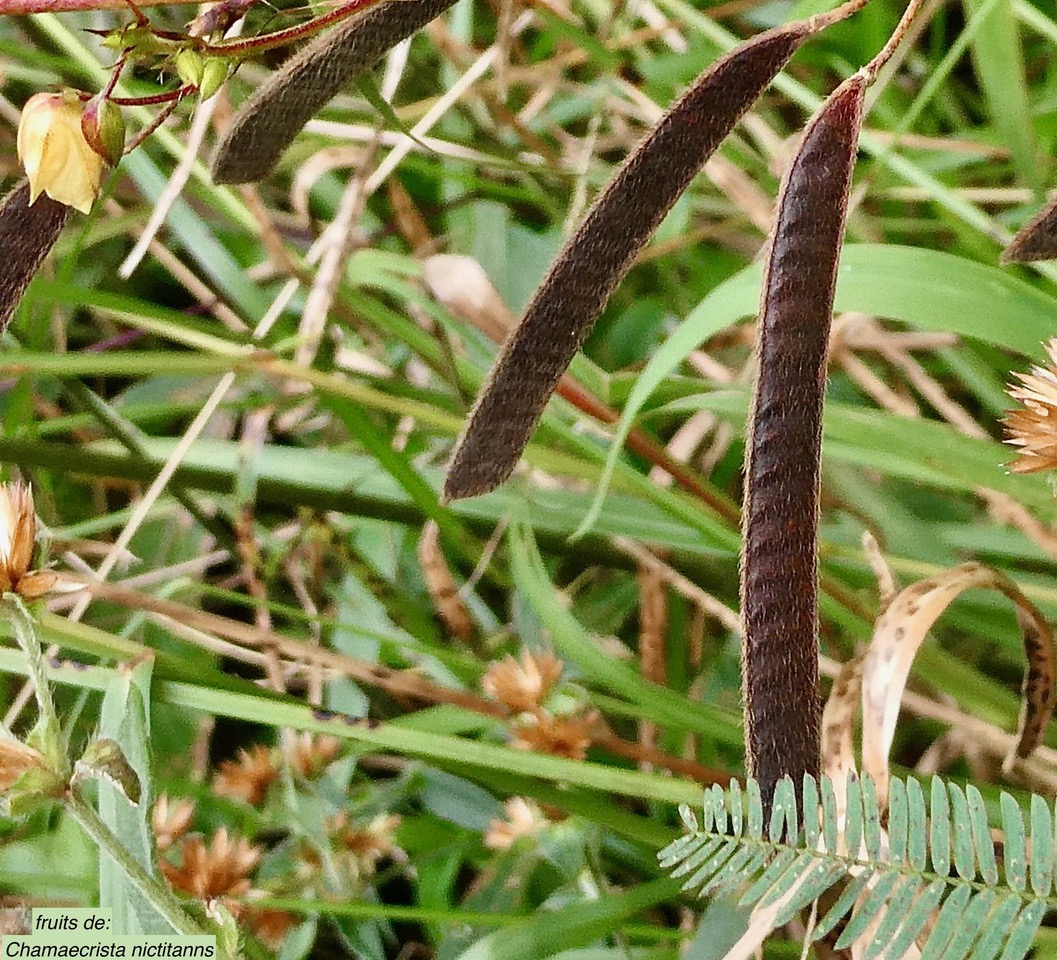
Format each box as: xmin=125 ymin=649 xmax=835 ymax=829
xmin=151 ymin=793 xmax=195 ymax=852
xmin=160 ymin=827 xmax=261 ymax=902
xmin=285 ymin=732 xmax=342 ymax=779
xmin=332 ymin=812 xmax=401 ymax=868
xmin=482 ymin=650 xmax=564 ymax=713
xmin=212 ymin=745 xmax=278 ymax=806
xmin=0 ymin=737 xmax=47 ymax=792
xmin=511 ymin=709 xmax=600 ymax=761
xmin=0 ymin=482 xmax=55 ymax=598
xmin=1004 ymin=339 xmax=1057 ymax=474
xmin=484 ymin=797 xmax=547 ymax=850
xmin=17 ymin=92 xmax=104 ymax=215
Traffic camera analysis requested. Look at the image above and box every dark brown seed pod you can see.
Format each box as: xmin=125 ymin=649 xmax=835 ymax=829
xmin=741 ymin=74 xmax=866 ymax=810
xmin=210 ymin=0 xmax=458 ymax=184
xmin=0 ymin=181 xmax=70 ymax=331
xmin=443 ymin=21 xmax=816 ymax=503
xmin=1002 ymin=196 xmax=1057 ymax=264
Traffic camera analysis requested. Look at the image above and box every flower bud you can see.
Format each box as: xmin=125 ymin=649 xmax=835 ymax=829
xmin=16 ymin=92 xmax=103 ymax=215
xmin=199 ymin=58 xmax=229 ymax=101
xmin=80 ymin=95 xmax=125 ymax=166
xmin=174 ymin=49 xmax=205 ymax=89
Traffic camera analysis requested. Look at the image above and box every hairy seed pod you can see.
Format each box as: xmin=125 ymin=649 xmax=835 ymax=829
xmin=0 ymin=181 xmax=71 ymax=330
xmin=443 ymin=21 xmax=816 ymax=503
xmin=741 ymin=74 xmax=866 ymax=811
xmin=211 ymin=0 xmax=458 ymax=184
xmin=1002 ymin=197 xmax=1057 ymax=264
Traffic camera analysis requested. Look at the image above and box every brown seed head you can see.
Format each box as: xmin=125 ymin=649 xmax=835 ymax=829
xmin=484 ymin=797 xmax=546 ymax=850
xmin=151 ymin=793 xmax=195 ymax=852
xmin=1004 ymin=340 xmax=1057 ymax=474
xmin=160 ymin=827 xmax=261 ymax=901
xmin=511 ymin=709 xmax=599 ymax=761
xmin=213 ymin=745 xmax=278 ymax=806
xmin=285 ymin=732 xmax=342 ymax=779
xmin=482 ymin=650 xmax=564 ymax=713
xmin=0 ymin=737 xmax=47 ymax=791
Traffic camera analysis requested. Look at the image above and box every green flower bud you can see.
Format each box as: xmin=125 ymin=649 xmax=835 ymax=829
xmin=80 ymin=96 xmax=125 ymax=166
xmin=199 ymin=58 xmax=229 ymax=101
xmin=174 ymin=49 xmax=205 ymax=89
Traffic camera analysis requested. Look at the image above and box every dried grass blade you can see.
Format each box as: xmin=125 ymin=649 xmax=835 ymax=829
xmin=417 ymin=519 xmax=474 ymax=642
xmin=442 ymin=20 xmax=817 ymax=502
xmin=211 ymin=0 xmax=458 ymax=184
xmin=1002 ymin=197 xmax=1057 ymax=264
xmin=0 ymin=181 xmax=70 ymax=330
xmin=742 ymin=74 xmax=867 ymax=804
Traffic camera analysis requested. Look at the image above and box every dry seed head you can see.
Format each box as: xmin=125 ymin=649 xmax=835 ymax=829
xmin=0 ymin=737 xmax=47 ymax=792
xmin=484 ymin=797 xmax=546 ymax=850
xmin=160 ymin=827 xmax=261 ymax=901
xmin=285 ymin=732 xmax=342 ymax=779
xmin=212 ymin=745 xmax=278 ymax=806
xmin=151 ymin=793 xmax=195 ymax=852
xmin=511 ymin=709 xmax=599 ymax=761
xmin=1004 ymin=340 xmax=1057 ymax=474
xmin=482 ymin=650 xmax=564 ymax=713
xmin=0 ymin=482 xmax=55 ymax=598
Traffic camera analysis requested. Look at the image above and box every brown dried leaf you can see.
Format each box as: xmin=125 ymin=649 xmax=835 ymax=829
xmin=861 ymin=561 xmax=1056 ymax=801
xmin=742 ymin=74 xmax=866 ymax=801
xmin=0 ymin=181 xmax=70 ymax=330
xmin=443 ymin=19 xmax=818 ymax=502
xmin=211 ymin=0 xmax=459 ymax=184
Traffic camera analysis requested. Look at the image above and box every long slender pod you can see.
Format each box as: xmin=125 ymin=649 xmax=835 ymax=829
xmin=1002 ymin=197 xmax=1057 ymax=263
xmin=442 ymin=20 xmax=820 ymax=502
xmin=741 ymin=74 xmax=866 ymax=809
xmin=0 ymin=181 xmax=70 ymax=330
xmin=211 ymin=0 xmax=458 ymax=184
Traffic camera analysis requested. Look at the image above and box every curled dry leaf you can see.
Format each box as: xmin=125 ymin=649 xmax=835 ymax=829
xmin=820 ymin=654 xmax=864 ymax=824
xmin=741 ymin=74 xmax=866 ymax=805
xmin=211 ymin=0 xmax=459 ymax=184
xmin=443 ymin=19 xmax=819 ymax=502
xmin=416 ymin=520 xmax=474 ymax=642
xmin=860 ymin=561 xmax=1056 ymax=802
xmin=1002 ymin=197 xmax=1057 ymax=264
xmin=0 ymin=181 xmax=70 ymax=330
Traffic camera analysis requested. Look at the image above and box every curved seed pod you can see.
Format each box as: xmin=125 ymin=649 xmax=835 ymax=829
xmin=443 ymin=21 xmax=816 ymax=503
xmin=0 ymin=181 xmax=70 ymax=330
xmin=211 ymin=0 xmax=458 ymax=184
xmin=1002 ymin=197 xmax=1057 ymax=263
xmin=741 ymin=74 xmax=866 ymax=812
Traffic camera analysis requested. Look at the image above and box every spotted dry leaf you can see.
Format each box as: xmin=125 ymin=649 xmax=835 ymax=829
xmin=211 ymin=0 xmax=459 ymax=184
xmin=860 ymin=561 xmax=1056 ymax=802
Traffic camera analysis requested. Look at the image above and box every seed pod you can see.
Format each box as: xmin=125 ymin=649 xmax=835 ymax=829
xmin=0 ymin=181 xmax=71 ymax=331
xmin=741 ymin=74 xmax=866 ymax=810
xmin=443 ymin=21 xmax=816 ymax=503
xmin=210 ymin=0 xmax=458 ymax=184
xmin=1002 ymin=197 xmax=1057 ymax=263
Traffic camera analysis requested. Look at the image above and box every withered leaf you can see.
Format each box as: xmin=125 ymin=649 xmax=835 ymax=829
xmin=443 ymin=20 xmax=818 ymax=502
xmin=211 ymin=0 xmax=459 ymax=184
xmin=741 ymin=74 xmax=866 ymax=804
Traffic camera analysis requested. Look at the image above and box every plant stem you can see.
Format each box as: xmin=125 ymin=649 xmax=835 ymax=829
xmin=64 ymin=791 xmax=217 ymax=945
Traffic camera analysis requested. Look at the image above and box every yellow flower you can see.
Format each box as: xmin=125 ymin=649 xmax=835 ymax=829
xmin=17 ymin=92 xmax=104 ymax=215
xmin=0 ymin=481 xmax=56 ymax=599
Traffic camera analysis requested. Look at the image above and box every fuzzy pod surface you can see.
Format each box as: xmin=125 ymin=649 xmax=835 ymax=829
xmin=1002 ymin=197 xmax=1057 ymax=263
xmin=443 ymin=21 xmax=817 ymax=503
xmin=211 ymin=0 xmax=458 ymax=184
xmin=741 ymin=74 xmax=866 ymax=809
xmin=0 ymin=181 xmax=70 ymax=330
